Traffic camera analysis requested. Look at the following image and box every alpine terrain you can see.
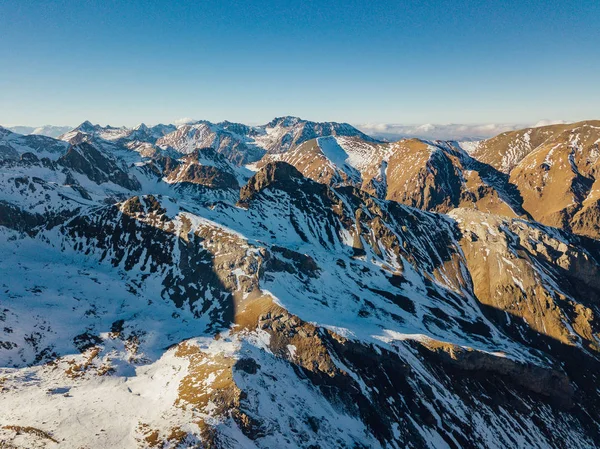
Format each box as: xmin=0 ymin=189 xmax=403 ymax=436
xmin=1 ymin=117 xmax=600 ymax=449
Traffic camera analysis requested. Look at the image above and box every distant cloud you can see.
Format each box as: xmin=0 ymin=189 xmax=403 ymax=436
xmin=173 ymin=117 xmax=196 ymax=125
xmin=3 ymin=124 xmax=72 ymax=138
xmin=532 ymin=119 xmax=569 ymax=128
xmin=355 ymin=123 xmax=532 ymax=141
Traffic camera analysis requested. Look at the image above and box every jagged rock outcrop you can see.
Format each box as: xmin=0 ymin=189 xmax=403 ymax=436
xmin=239 ymin=161 xmax=308 ymax=205
xmin=58 ymin=142 xmax=141 ymax=190
xmin=161 ymin=148 xmax=241 ymax=189
xmin=451 ymin=208 xmax=600 ymax=351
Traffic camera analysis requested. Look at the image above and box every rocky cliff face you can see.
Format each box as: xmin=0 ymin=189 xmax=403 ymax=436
xmin=1 ymin=125 xmax=600 ymax=448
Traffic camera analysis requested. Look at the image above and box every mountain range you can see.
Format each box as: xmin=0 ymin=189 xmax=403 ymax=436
xmin=1 ymin=116 xmax=600 ymax=448
xmin=7 ymin=120 xmax=567 ymax=142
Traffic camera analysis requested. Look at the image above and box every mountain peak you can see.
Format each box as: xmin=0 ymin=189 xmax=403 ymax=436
xmin=266 ymin=116 xmax=304 ymax=128
xmin=75 ymin=120 xmax=98 ymax=133
xmin=238 ymin=161 xmax=305 ymax=206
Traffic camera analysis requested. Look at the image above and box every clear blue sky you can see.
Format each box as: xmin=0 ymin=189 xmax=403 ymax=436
xmin=1 ymin=0 xmax=599 ymax=127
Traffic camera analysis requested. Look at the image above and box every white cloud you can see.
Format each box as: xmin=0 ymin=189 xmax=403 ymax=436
xmin=3 ymin=125 xmax=73 ymax=138
xmin=355 ymin=122 xmax=542 ymax=141
xmin=532 ymin=119 xmax=569 ymax=128
xmin=173 ymin=117 xmax=197 ymax=125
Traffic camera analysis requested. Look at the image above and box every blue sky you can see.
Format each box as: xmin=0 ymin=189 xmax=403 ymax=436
xmin=1 ymin=0 xmax=599 ymax=127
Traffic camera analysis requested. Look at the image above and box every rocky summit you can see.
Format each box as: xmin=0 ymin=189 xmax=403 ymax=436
xmin=1 ymin=118 xmax=600 ymax=448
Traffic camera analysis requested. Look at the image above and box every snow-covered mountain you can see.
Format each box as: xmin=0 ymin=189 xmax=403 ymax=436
xmin=154 ymin=116 xmax=379 ymax=165
xmin=53 ymin=117 xmax=376 ymax=167
xmin=59 ymin=121 xmax=177 ymax=144
xmin=466 ymin=120 xmax=600 ymax=238
xmin=1 ymin=120 xmax=600 ymax=448
xmin=254 ymin=116 xmax=379 ymax=153
xmin=261 ymin=122 xmax=600 ymax=241
xmin=0 ymin=126 xmax=69 ymax=160
xmin=154 ymin=120 xmax=265 ymax=166
xmin=8 ymin=120 xmax=567 ymax=146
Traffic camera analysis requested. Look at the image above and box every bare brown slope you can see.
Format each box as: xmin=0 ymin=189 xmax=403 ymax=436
xmin=255 ymin=137 xmax=391 ymax=195
xmin=385 ymin=139 xmax=520 ymax=216
xmin=470 ymin=122 xmax=580 ymax=173
xmin=256 ymin=137 xmax=523 ymax=217
xmin=507 ymin=122 xmax=600 ymax=236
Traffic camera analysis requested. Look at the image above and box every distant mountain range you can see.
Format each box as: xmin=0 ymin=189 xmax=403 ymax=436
xmin=5 ymin=119 xmax=571 ymax=141
xmin=5 ymin=125 xmax=73 ymax=138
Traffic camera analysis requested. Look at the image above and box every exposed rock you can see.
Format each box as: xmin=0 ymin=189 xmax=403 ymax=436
xmin=58 ymin=142 xmax=141 ymax=190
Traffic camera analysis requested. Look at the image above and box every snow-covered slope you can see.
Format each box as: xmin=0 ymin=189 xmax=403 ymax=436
xmin=154 ymin=116 xmax=381 ymax=165
xmin=60 ymin=121 xmax=176 ymax=144
xmin=256 ymin=135 xmax=393 ymax=197
xmin=253 ymin=116 xmax=379 ymax=154
xmin=155 ymin=121 xmax=265 ymax=166
xmin=0 ymin=127 xmax=69 ymax=160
